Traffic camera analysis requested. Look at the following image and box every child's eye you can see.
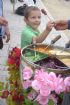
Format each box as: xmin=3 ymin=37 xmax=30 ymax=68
xmin=38 ymin=16 xmax=41 ymax=19
xmin=31 ymin=17 xmax=36 ymax=19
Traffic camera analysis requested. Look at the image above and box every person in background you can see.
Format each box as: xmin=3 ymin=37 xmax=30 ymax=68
xmin=0 ymin=17 xmax=8 ymax=26
xmin=21 ymin=6 xmax=54 ymax=48
xmin=54 ymin=20 xmax=70 ymax=30
xmin=0 ymin=0 xmax=10 ymax=49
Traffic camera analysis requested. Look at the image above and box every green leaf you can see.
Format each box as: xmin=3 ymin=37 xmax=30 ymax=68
xmin=25 ymin=99 xmax=33 ymax=105
xmin=10 ymin=84 xmax=15 ymax=91
xmin=0 ymin=91 xmax=2 ymax=97
xmin=48 ymin=99 xmax=54 ymax=105
xmin=33 ymin=101 xmax=38 ymax=105
xmin=7 ymin=95 xmax=17 ymax=105
xmin=60 ymin=92 xmax=64 ymax=99
xmin=0 ymin=82 xmax=4 ymax=90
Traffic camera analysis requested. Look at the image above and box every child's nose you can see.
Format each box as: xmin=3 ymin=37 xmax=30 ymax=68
xmin=35 ymin=18 xmax=40 ymax=22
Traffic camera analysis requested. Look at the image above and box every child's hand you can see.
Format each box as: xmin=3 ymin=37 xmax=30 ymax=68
xmin=46 ymin=21 xmax=54 ymax=31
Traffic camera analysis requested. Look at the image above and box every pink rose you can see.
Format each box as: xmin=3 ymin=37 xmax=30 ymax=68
xmin=22 ymin=80 xmax=31 ymax=89
xmin=55 ymin=78 xmax=64 ymax=94
xmin=64 ymin=77 xmax=70 ymax=92
xmin=22 ymin=67 xmax=33 ymax=80
xmin=36 ymin=94 xmax=49 ymax=105
xmin=64 ymin=77 xmax=70 ymax=87
xmin=32 ymin=80 xmax=41 ymax=91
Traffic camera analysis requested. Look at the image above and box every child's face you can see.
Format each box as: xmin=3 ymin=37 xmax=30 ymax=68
xmin=25 ymin=10 xmax=41 ymax=30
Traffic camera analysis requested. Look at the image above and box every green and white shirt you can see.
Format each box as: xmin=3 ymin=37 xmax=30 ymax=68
xmin=21 ymin=25 xmax=40 ymax=48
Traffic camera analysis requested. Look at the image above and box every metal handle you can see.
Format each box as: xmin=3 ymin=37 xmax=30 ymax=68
xmin=51 ymin=35 xmax=61 ymax=44
xmin=65 ymin=40 xmax=70 ymax=48
xmin=45 ymin=35 xmax=61 ymax=50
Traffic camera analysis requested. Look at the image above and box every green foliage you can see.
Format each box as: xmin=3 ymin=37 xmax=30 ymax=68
xmin=60 ymin=92 xmax=64 ymax=99
xmin=0 ymin=91 xmax=2 ymax=97
xmin=23 ymin=88 xmax=32 ymax=97
xmin=48 ymin=99 xmax=55 ymax=105
xmin=25 ymin=98 xmax=33 ymax=105
xmin=0 ymin=82 xmax=4 ymax=90
xmin=33 ymin=101 xmax=38 ymax=105
xmin=7 ymin=95 xmax=17 ymax=105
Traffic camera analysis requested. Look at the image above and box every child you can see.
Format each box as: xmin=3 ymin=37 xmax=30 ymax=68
xmin=21 ymin=6 xmax=54 ymax=48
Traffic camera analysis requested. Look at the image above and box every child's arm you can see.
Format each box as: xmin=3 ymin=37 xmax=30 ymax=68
xmin=32 ymin=21 xmax=54 ymax=43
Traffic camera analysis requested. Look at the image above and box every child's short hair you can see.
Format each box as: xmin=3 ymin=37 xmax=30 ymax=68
xmin=24 ymin=6 xmax=40 ymax=19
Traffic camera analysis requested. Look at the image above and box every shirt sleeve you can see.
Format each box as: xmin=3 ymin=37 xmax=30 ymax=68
xmin=68 ymin=20 xmax=70 ymax=30
xmin=21 ymin=28 xmax=35 ymax=48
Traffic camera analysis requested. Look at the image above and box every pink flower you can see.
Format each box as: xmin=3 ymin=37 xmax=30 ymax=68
xmin=34 ymin=70 xmax=48 ymax=81
xmin=55 ymin=78 xmax=64 ymax=94
xmin=32 ymin=70 xmax=52 ymax=96
xmin=36 ymin=94 xmax=49 ymax=105
xmin=22 ymin=67 xmax=33 ymax=80
xmin=64 ymin=77 xmax=70 ymax=92
xmin=32 ymin=80 xmax=41 ymax=91
xmin=22 ymin=80 xmax=31 ymax=89
xmin=49 ymin=72 xmax=57 ymax=81
xmin=64 ymin=77 xmax=70 ymax=87
xmin=22 ymin=67 xmax=70 ymax=104
xmin=40 ymin=83 xmax=51 ymax=96
xmin=47 ymin=72 xmax=57 ymax=90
